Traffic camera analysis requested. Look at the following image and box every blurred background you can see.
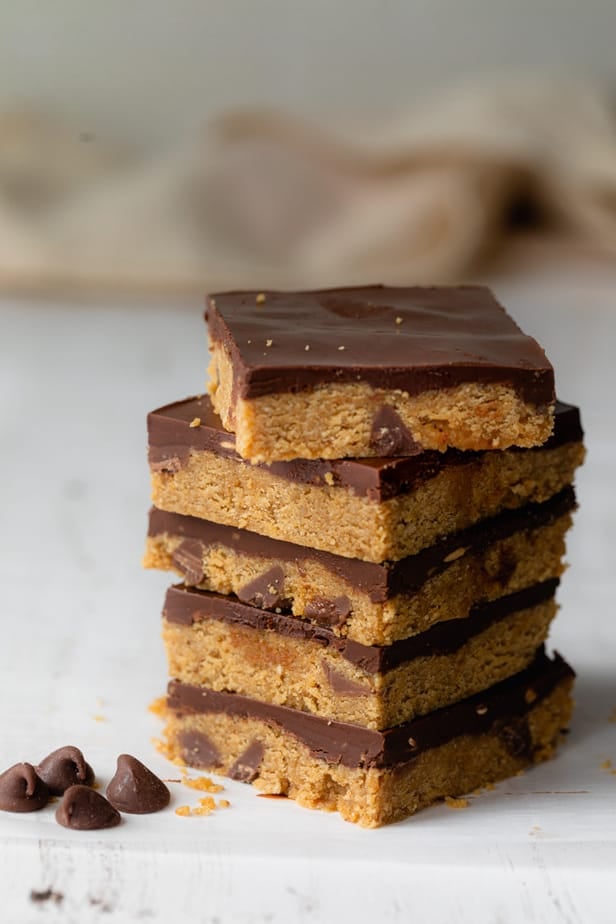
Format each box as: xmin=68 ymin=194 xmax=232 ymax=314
xmin=1 ymin=0 xmax=616 ymax=294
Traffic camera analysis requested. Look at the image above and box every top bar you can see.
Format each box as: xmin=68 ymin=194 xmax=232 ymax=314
xmin=206 ymin=285 xmax=555 ymax=462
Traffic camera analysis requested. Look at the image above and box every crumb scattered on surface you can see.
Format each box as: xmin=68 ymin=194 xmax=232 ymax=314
xmin=395 ymin=316 xmax=403 ymax=325
xmin=189 ymin=417 xmax=201 ymax=428
xmin=92 ymin=714 xmax=107 ymax=723
xmin=600 ymin=759 xmax=612 ymax=770
xmin=337 ymin=345 xmax=345 ymax=351
xmin=256 ymin=293 xmax=266 ymax=304
xmin=181 ymin=772 xmax=223 ymax=793
xmin=304 ymin=344 xmax=310 ymax=351
xmin=525 ymin=688 xmax=538 ymax=704
xmin=266 ymin=339 xmax=273 ymax=347
xmin=444 ymin=796 xmax=469 ymax=810
xmin=149 ymin=696 xmax=167 ymax=717
xmin=324 ymin=472 xmax=334 ymax=486
xmin=175 ymin=795 xmax=228 ymax=818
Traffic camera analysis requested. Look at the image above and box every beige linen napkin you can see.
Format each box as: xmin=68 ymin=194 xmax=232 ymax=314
xmin=1 ymin=77 xmax=615 ymax=294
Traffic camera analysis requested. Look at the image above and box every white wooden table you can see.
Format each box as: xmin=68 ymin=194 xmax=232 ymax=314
xmin=1 ymin=267 xmax=615 ymax=923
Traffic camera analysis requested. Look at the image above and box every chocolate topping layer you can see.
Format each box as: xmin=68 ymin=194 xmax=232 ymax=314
xmin=206 ymin=286 xmax=555 ymax=404
xmin=149 ymin=487 xmax=576 ymax=601
xmin=164 ymin=578 xmax=559 ymax=674
xmin=148 ymin=397 xmax=581 ymax=501
xmin=167 ymin=649 xmax=573 ymax=769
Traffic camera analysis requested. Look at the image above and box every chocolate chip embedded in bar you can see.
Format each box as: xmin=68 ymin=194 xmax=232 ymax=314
xmin=148 ymin=396 xmax=583 ymax=563
xmin=206 ymin=285 xmax=555 ymax=461
xmin=163 ymin=650 xmax=575 ymax=826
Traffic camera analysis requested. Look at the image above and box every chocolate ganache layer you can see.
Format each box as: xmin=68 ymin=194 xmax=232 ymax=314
xmin=167 ymin=649 xmax=574 ymax=769
xmin=148 ymin=396 xmax=581 ymax=501
xmin=164 ymin=578 xmax=559 ymax=674
xmin=205 ymin=286 xmax=555 ymax=404
xmin=148 ymin=487 xmax=576 ymax=600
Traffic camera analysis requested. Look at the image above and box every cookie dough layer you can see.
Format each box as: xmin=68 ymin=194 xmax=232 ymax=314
xmin=144 ymin=490 xmax=574 ymax=645
xmin=206 ymin=286 xmax=555 ymax=461
xmin=150 ymin=397 xmax=583 ymax=562
xmin=163 ymin=580 xmax=558 ymax=728
xmin=162 ymin=651 xmax=574 ymax=826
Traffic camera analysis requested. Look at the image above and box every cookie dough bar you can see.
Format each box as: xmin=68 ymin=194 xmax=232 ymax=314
xmin=144 ymin=488 xmax=575 ymax=645
xmin=206 ymin=286 xmax=555 ymax=462
xmin=162 ymin=650 xmax=574 ymax=827
xmin=163 ymin=580 xmax=558 ymax=729
xmin=149 ymin=397 xmax=583 ymax=562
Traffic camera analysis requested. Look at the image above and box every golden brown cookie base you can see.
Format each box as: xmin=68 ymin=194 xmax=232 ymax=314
xmin=144 ymin=513 xmax=571 ymax=645
xmin=150 ymin=436 xmax=583 ymax=562
xmin=163 ymin=597 xmax=556 ymax=729
xmin=208 ymin=343 xmax=554 ymax=462
xmin=161 ymin=677 xmax=573 ymax=827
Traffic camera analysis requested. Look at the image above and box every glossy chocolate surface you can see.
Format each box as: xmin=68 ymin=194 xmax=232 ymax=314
xmin=164 ymin=578 xmax=559 ymax=674
xmin=148 ymin=397 xmax=581 ymax=501
xmin=206 ymin=286 xmax=554 ymax=403
xmin=167 ymin=649 xmax=573 ymax=769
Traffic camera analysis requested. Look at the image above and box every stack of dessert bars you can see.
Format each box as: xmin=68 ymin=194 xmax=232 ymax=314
xmin=144 ymin=286 xmax=584 ymax=827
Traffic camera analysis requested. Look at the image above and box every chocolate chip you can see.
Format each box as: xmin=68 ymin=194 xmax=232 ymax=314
xmin=0 ymin=763 xmax=49 ymax=812
xmin=229 ymin=741 xmax=264 ymax=783
xmin=323 ymin=663 xmax=368 ymax=697
xmin=55 ymin=785 xmax=121 ymax=830
xmin=497 ymin=717 xmax=533 ymax=759
xmin=370 ymin=406 xmax=420 ymax=456
xmin=172 ymin=539 xmax=205 ymax=585
xmin=106 ymin=755 xmax=170 ymax=814
xmin=237 ymin=566 xmax=286 ymax=610
xmin=36 ymin=746 xmax=95 ymax=795
xmin=178 ymin=730 xmax=221 ymax=769
xmin=304 ymin=595 xmax=352 ymax=628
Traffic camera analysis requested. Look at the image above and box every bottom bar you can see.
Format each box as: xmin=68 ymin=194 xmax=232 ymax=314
xmin=163 ymin=650 xmax=574 ymax=827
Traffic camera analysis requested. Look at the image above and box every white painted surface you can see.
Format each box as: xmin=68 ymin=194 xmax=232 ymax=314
xmin=1 ymin=269 xmax=615 ymax=922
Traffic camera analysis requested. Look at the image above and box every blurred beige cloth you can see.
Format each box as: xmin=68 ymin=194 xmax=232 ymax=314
xmin=1 ymin=77 xmax=616 ymax=294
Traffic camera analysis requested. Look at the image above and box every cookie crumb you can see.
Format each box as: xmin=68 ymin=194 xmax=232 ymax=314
xmin=525 ymin=688 xmax=538 ymax=704
xmin=189 ymin=417 xmax=201 ymax=428
xmin=148 ymin=696 xmax=167 ymax=717
xmin=337 ymin=345 xmax=345 ymax=351
xmin=304 ymin=344 xmax=310 ymax=351
xmin=324 ymin=472 xmax=334 ymax=486
xmin=475 ymin=704 xmax=488 ymax=716
xmin=181 ymin=773 xmax=224 ymax=793
xmin=444 ymin=796 xmax=469 ymax=810
xmin=266 ymin=339 xmax=273 ymax=347
xmin=92 ymin=714 xmax=107 ymax=723
xmin=256 ymin=293 xmax=266 ymax=304
xmin=175 ymin=805 xmax=191 ymax=817
xmin=218 ymin=799 xmax=231 ymax=809
xmin=395 ymin=316 xmax=403 ymax=325
xmin=600 ymin=759 xmax=613 ymax=770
